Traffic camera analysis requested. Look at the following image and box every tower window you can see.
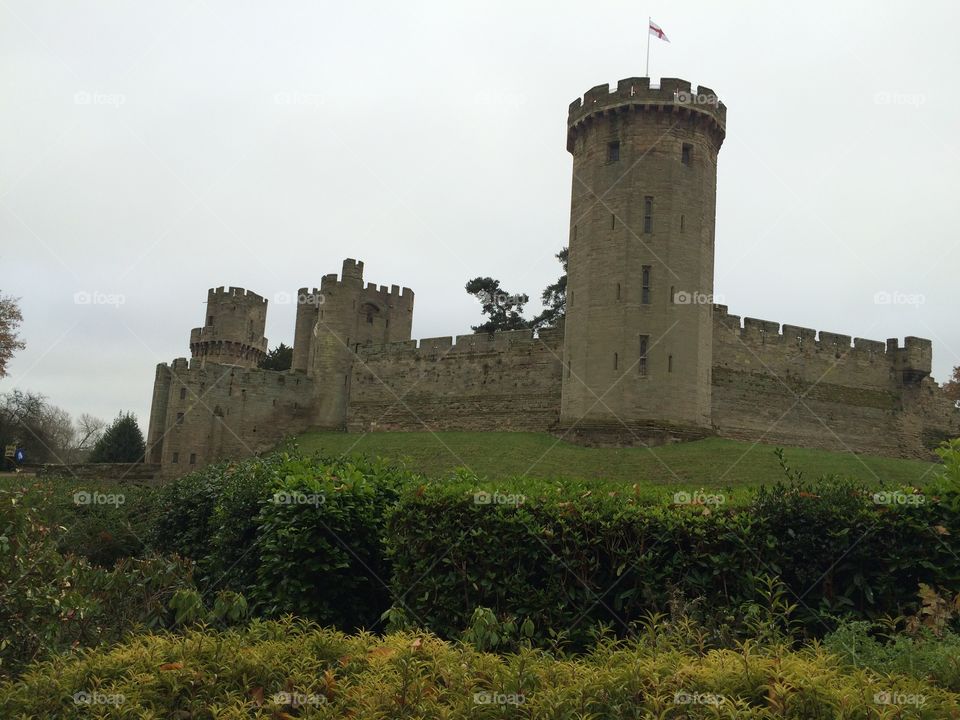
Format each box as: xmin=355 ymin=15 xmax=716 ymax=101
xmin=614 ymin=352 xmax=619 ymax=370
xmin=179 ymin=387 xmax=186 ymax=400
xmin=176 ymin=412 xmax=184 ymax=425
xmin=607 ymin=141 xmax=620 ymax=162
xmin=172 ymin=452 xmax=179 ymax=464
xmin=668 ymin=354 xmax=674 ymax=372
xmin=616 ymin=283 xmax=621 ymax=300
xmin=670 ymin=285 xmax=676 ymax=304
xmin=208 ymin=316 xmax=214 ymax=326
xmin=611 ymin=213 xmax=616 ymax=230
xmin=639 ymin=335 xmax=649 ymax=376
xmin=682 ymin=143 xmax=692 ymax=166
xmin=643 ymin=196 xmax=653 ymax=233
xmin=189 ymin=453 xmax=196 ymax=465
xmin=680 ymin=214 xmax=685 ymax=232
xmin=641 ymin=266 xmax=651 ymax=305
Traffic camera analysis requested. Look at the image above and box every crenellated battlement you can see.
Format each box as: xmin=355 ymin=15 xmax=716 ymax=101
xmin=567 ymin=77 xmax=726 ymax=151
xmin=207 ymin=286 xmax=267 ymax=304
xmin=356 ymin=327 xmax=564 ymax=359
xmin=713 ymin=305 xmax=932 ymax=378
xmin=316 ymin=260 xmax=413 ymax=301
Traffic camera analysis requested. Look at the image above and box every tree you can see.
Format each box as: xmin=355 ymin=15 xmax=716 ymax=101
xmin=944 ymin=366 xmax=960 ymax=406
xmin=532 ymin=247 xmax=568 ymax=329
xmin=71 ymin=413 xmax=106 ymax=460
xmin=0 ymin=390 xmax=75 ymax=464
xmin=258 ymin=342 xmax=293 ymax=371
xmin=465 ymin=277 xmax=531 ymax=334
xmin=89 ymin=412 xmax=146 ymax=463
xmin=0 ymin=294 xmax=25 ymax=377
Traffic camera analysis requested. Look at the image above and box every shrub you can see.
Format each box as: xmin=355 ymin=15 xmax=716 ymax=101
xmin=3 ymin=618 xmax=959 ymax=718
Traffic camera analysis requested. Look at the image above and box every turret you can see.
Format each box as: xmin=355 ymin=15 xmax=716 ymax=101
xmin=189 ymin=286 xmax=268 ymax=368
xmin=560 ymin=77 xmax=725 ymax=431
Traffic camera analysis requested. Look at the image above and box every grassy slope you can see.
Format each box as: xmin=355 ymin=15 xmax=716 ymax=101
xmin=296 ymin=431 xmax=937 ymax=491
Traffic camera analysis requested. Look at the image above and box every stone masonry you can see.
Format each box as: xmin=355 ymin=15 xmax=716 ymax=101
xmin=146 ymin=76 xmax=960 ymax=478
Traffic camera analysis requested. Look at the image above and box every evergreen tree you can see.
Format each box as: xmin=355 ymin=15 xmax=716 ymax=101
xmin=89 ymin=412 xmax=146 ymax=463
xmin=465 ymin=277 xmax=530 ymax=333
xmin=532 ymin=247 xmax=567 ymax=329
xmin=258 ymin=342 xmax=293 ymax=371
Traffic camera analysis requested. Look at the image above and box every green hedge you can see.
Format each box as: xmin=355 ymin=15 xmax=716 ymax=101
xmin=386 ymin=476 xmax=960 ymax=645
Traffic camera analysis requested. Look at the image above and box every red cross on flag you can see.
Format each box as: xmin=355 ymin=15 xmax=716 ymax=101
xmin=649 ymin=20 xmax=669 ymax=42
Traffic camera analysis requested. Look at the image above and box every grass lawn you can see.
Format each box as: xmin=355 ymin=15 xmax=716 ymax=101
xmin=296 ymin=431 xmax=939 ymax=499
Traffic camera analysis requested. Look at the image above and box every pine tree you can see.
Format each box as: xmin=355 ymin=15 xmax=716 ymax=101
xmin=89 ymin=412 xmax=146 ymax=463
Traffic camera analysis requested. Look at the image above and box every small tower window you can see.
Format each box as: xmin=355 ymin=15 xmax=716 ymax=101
xmin=607 ymin=141 xmax=620 ymax=162
xmin=176 ymin=412 xmax=184 ymax=425
xmin=616 ymin=283 xmax=621 ymax=300
xmin=172 ymin=452 xmax=179 ymax=464
xmin=641 ymin=266 xmax=651 ymax=305
xmin=680 ymin=214 xmax=685 ymax=232
xmin=179 ymin=387 xmax=186 ymax=400
xmin=208 ymin=316 xmax=214 ymax=326
xmin=668 ymin=354 xmax=674 ymax=373
xmin=610 ymin=213 xmax=616 ymax=230
xmin=681 ymin=143 xmax=692 ymax=166
xmin=643 ymin=196 xmax=653 ymax=233
xmin=614 ymin=352 xmax=619 ymax=370
xmin=639 ymin=335 xmax=649 ymax=376
xmin=189 ymin=453 xmax=196 ymax=465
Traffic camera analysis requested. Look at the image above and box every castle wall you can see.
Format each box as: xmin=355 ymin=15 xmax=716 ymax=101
xmin=150 ymin=359 xmax=316 ymax=477
xmin=709 ymin=306 xmax=960 ymax=458
xmin=346 ymin=329 xmax=564 ymax=432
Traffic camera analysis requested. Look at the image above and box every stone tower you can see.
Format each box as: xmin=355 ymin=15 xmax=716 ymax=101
xmin=560 ymin=77 xmax=726 ymax=435
xmin=291 ymin=259 xmax=414 ymax=427
xmin=189 ymin=287 xmax=268 ymax=368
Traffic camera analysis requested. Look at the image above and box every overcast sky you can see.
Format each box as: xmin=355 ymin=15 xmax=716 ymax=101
xmin=2 ymin=0 xmax=958 ymax=430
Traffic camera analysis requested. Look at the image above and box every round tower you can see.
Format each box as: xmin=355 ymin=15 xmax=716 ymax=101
xmin=190 ymin=286 xmax=268 ymax=368
xmin=560 ymin=77 xmax=726 ymax=435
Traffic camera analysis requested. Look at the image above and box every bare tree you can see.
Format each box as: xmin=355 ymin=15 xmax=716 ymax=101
xmin=71 ymin=413 xmax=106 ymax=461
xmin=0 ymin=295 xmax=25 ymax=377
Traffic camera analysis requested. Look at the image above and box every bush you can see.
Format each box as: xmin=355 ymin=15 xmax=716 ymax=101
xmin=3 ymin=618 xmax=959 ymax=718
xmin=386 ymin=473 xmax=960 ymax=647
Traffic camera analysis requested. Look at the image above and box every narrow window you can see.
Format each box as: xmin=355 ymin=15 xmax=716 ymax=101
xmin=668 ymin=354 xmax=674 ymax=373
xmin=643 ymin=196 xmax=653 ymax=233
xmin=607 ymin=141 xmax=620 ymax=162
xmin=207 ymin=315 xmax=214 ymax=326
xmin=610 ymin=213 xmax=616 ymax=230
xmin=614 ymin=352 xmax=619 ymax=370
xmin=176 ymin=412 xmax=184 ymax=425
xmin=639 ymin=335 xmax=649 ymax=376
xmin=179 ymin=387 xmax=186 ymax=400
xmin=670 ymin=285 xmax=676 ymax=304
xmin=641 ymin=266 xmax=651 ymax=305
xmin=682 ymin=143 xmax=692 ymax=166
xmin=680 ymin=214 xmax=685 ymax=232
xmin=616 ymin=283 xmax=621 ymax=300
xmin=569 ymin=291 xmax=574 ymax=308
xmin=189 ymin=453 xmax=196 ymax=465
xmin=572 ymin=224 xmax=577 ymax=242
xmin=172 ymin=452 xmax=179 ymax=464
xmin=567 ymin=362 xmax=572 ymax=378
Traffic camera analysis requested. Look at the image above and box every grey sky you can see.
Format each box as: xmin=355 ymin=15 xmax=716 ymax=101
xmin=2 ymin=0 xmax=958 ymax=429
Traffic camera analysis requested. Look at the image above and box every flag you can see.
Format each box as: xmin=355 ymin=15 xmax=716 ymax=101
xmin=649 ymin=20 xmax=669 ymax=42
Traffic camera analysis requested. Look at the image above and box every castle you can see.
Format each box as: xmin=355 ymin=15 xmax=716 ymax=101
xmin=147 ymin=76 xmax=960 ymax=477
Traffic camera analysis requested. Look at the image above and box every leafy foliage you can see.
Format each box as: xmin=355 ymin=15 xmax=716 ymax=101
xmin=464 ymin=276 xmax=531 ymax=333
xmin=88 ymin=411 xmax=146 ymax=463
xmin=4 ymin=617 xmax=960 ymax=717
xmin=531 ymin=246 xmax=567 ymax=329
xmin=258 ymin=342 xmax=293 ymax=371
xmin=0 ymin=293 xmax=25 ymax=378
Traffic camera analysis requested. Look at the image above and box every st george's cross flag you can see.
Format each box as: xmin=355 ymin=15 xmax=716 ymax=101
xmin=649 ymin=20 xmax=669 ymax=42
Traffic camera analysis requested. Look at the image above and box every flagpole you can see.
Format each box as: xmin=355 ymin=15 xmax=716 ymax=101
xmin=645 ymin=16 xmax=651 ymax=76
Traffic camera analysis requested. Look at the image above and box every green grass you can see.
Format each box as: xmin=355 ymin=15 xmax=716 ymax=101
xmin=296 ymin=431 xmax=938 ymax=496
